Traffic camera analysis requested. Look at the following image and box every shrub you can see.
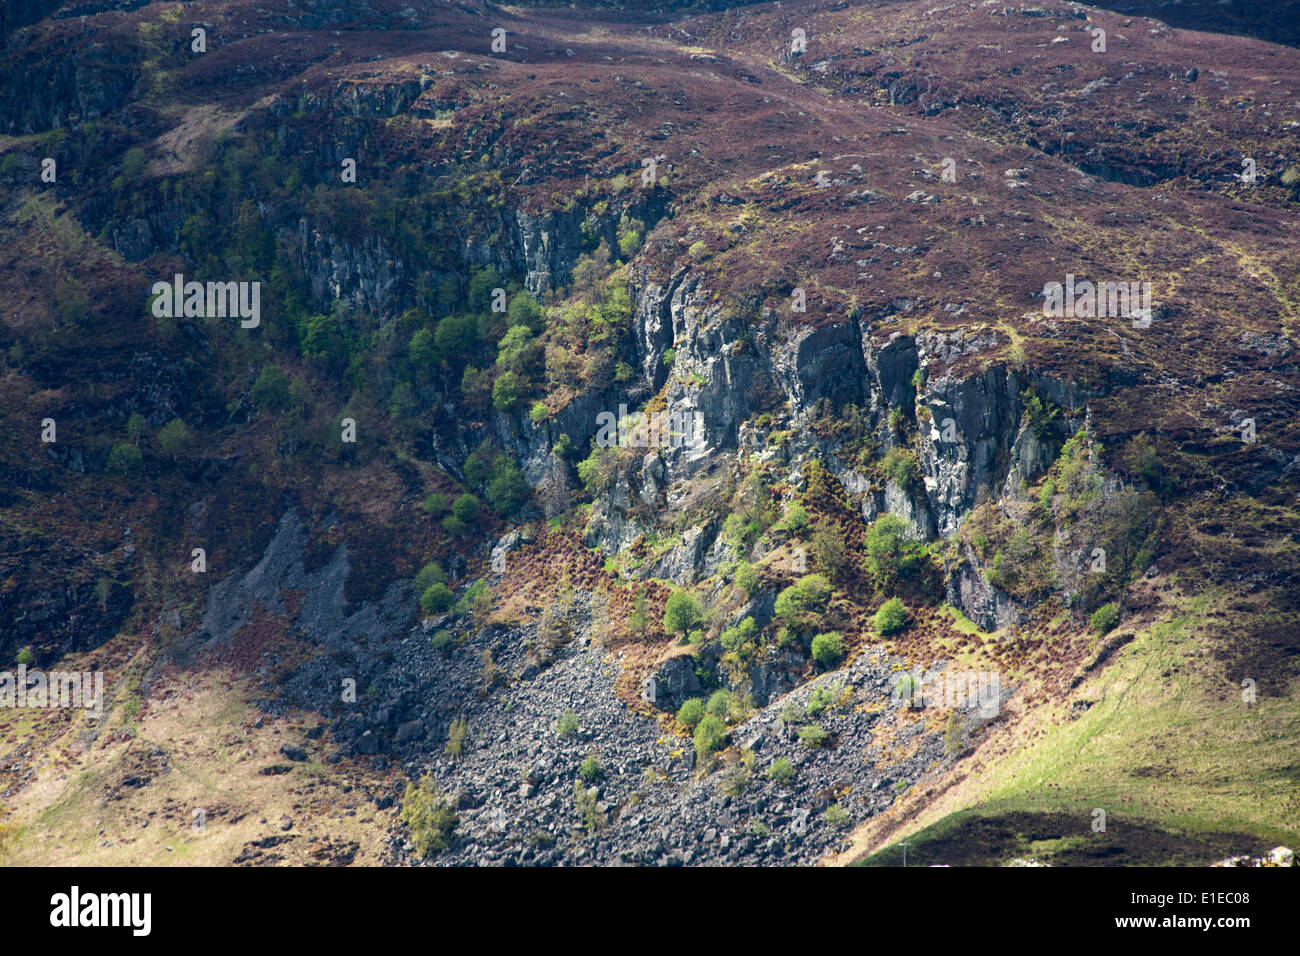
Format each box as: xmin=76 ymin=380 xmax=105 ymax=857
xmin=156 ymin=418 xmax=191 ymax=461
xmin=485 ymin=456 xmax=527 ymax=514
xmin=798 ymin=723 xmax=832 ymax=748
xmin=444 ymin=718 xmax=468 ymax=757
xmin=16 ymin=647 xmax=34 ymax=666
xmin=766 ymin=757 xmax=795 ymax=786
xmin=451 ymin=493 xmax=480 ymax=524
xmin=706 ymin=689 xmax=734 ymax=720
xmin=811 ymin=631 xmax=846 ymax=669
xmin=663 ymin=588 xmax=703 ymax=640
xmin=251 ymin=365 xmax=292 ymax=412
xmin=806 ymin=682 xmax=844 ymax=717
xmin=823 ymin=803 xmax=849 ymax=827
xmin=811 ymin=523 xmax=849 ymax=578
xmin=401 ymin=773 xmax=459 ymax=857
xmin=688 ymin=240 xmax=709 ymax=259
xmin=413 ymin=561 xmax=447 ymax=594
xmin=420 ymin=582 xmax=454 ymax=614
xmin=882 ymin=447 xmax=921 ymax=489
xmin=579 ymin=752 xmax=603 ymax=783
xmin=106 ymin=443 xmax=143 ymax=473
xmin=422 ymin=493 xmax=449 ymax=517
xmin=677 ymin=698 xmax=705 ymax=730
xmin=1090 ymin=601 xmax=1120 ymax=635
xmin=864 ymin=514 xmax=913 ymax=579
xmin=874 ymin=597 xmax=909 ymax=635
xmin=693 ymin=714 xmax=728 ymax=760
xmin=734 ymin=561 xmax=760 ymax=599
xmin=773 ymin=574 xmax=833 ymax=636
xmin=573 ymin=780 xmax=606 ymax=834
xmin=430 ymin=629 xmax=455 ymax=653
xmin=556 ymin=709 xmax=580 ymax=738
xmin=491 ymin=370 xmax=523 ymax=412
xmin=782 ymin=504 xmax=811 ymax=534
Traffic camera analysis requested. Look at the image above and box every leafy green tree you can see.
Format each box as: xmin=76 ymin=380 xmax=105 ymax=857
xmin=663 ymin=589 xmax=703 ymax=640
xmin=495 ymin=324 xmax=542 ymax=376
xmin=156 ymin=418 xmax=191 ymax=462
xmin=693 ymin=714 xmax=727 ymax=760
xmin=734 ymin=561 xmax=760 ymax=599
xmin=677 ymin=698 xmax=705 ymax=730
xmin=492 ymin=370 xmax=523 ymax=412
xmin=401 ymin=774 xmax=459 ymax=857
xmin=864 ymin=514 xmax=913 ymax=580
xmin=507 ymin=292 xmax=543 ymax=333
xmin=1090 ymin=602 xmax=1120 ymax=635
xmin=251 ymin=365 xmax=292 ymax=412
xmin=435 ymin=313 xmax=480 ymax=364
xmin=452 ymin=493 xmax=480 ymax=524
xmin=486 ymin=455 xmax=527 ymax=514
xmin=811 ymin=631 xmax=846 ymax=669
xmin=467 ymin=268 xmax=503 ymax=313
xmin=106 ymin=443 xmax=142 ymax=473
xmin=126 ymin=412 xmax=147 ymax=446
xmin=773 ymin=574 xmax=833 ymax=636
xmin=874 ymin=597 xmax=909 ymax=635
xmin=408 ymin=327 xmax=437 ymax=371
xmin=420 ymin=583 xmax=454 ymax=614
xmin=706 ymin=689 xmax=734 ymax=719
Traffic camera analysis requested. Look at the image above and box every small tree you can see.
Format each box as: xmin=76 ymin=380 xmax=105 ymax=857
xmin=677 ymin=698 xmax=705 ymax=730
xmin=693 ymin=714 xmax=727 ymax=761
xmin=874 ymin=597 xmax=909 ymax=635
xmin=451 ymin=493 xmax=480 ymax=524
xmin=773 ymin=574 xmax=833 ymax=637
xmin=734 ymin=561 xmax=760 ymax=599
xmin=156 ymin=418 xmax=191 ymax=462
xmin=663 ymin=588 xmax=703 ymax=641
xmin=420 ymin=583 xmax=454 ymax=614
xmin=1090 ymin=601 xmax=1120 ymax=635
xmin=401 ymin=773 xmax=459 ymax=856
xmin=864 ymin=514 xmax=913 ymax=580
xmin=811 ymin=631 xmax=846 ymax=669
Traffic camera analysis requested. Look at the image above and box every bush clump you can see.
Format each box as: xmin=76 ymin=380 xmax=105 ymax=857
xmin=677 ymin=698 xmax=705 ymax=730
xmin=693 ymin=714 xmax=728 ymax=760
xmin=874 ymin=597 xmax=910 ymax=635
xmin=401 ymin=773 xmax=459 ymax=857
xmin=766 ymin=757 xmax=795 ymax=786
xmin=1090 ymin=601 xmax=1120 ymax=635
xmin=810 ymin=632 xmax=846 ymax=669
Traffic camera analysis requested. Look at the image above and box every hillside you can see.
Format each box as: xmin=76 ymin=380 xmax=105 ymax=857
xmin=0 ymin=0 xmax=1297 ymax=868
